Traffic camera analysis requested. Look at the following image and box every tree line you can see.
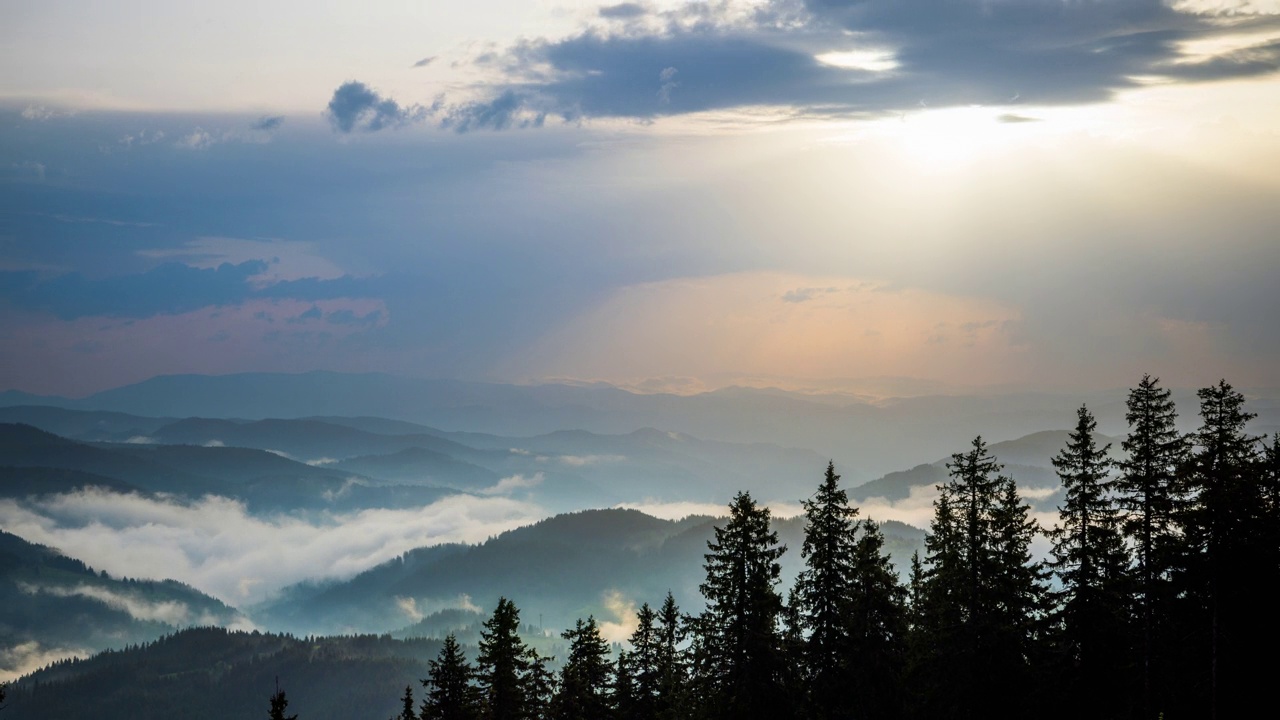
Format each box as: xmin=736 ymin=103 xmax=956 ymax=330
xmin=269 ymin=375 xmax=1277 ymax=720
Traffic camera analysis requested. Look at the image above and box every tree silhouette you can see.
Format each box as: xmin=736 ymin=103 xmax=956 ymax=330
xmin=1048 ymin=405 xmax=1131 ymax=717
xmin=550 ymin=616 xmax=613 ymax=720
xmin=793 ymin=461 xmax=859 ymax=719
xmin=422 ymin=633 xmax=481 ymax=720
xmin=268 ymin=678 xmax=298 ymax=720
xmin=475 ymin=598 xmax=552 ymax=720
xmin=1116 ymin=374 xmax=1184 ymax=718
xmin=396 ymin=685 xmax=417 ymax=720
xmin=911 ymin=436 xmax=1047 ymax=720
xmin=1179 ymin=380 xmax=1263 ymax=718
xmin=693 ymin=491 xmax=791 ymax=719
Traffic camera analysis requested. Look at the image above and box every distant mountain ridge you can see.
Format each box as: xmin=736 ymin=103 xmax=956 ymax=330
xmin=5 ymin=371 xmax=1272 ymax=481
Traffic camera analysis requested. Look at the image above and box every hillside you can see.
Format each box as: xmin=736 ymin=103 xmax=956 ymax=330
xmin=6 ymin=627 xmax=446 ymax=720
xmin=0 ymin=530 xmax=247 ymax=680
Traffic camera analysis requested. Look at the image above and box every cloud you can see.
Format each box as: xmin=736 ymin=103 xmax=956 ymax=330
xmin=0 ymin=253 xmax=376 ymax=320
xmin=599 ymin=3 xmax=649 ymax=19
xmin=0 ymin=261 xmax=267 ymax=319
xmin=480 ymin=472 xmax=545 ymax=495
xmin=395 ymin=595 xmax=425 ymax=623
xmin=0 ymin=641 xmax=90 ymax=683
xmin=412 ymin=56 xmax=436 ymax=68
xmin=21 ymin=105 xmax=75 ymax=121
xmin=557 ymin=454 xmax=625 ymax=467
xmin=0 ymin=489 xmax=547 ymax=606
xmin=17 ymin=581 xmax=226 ymax=626
xmin=137 ymin=237 xmax=348 ymax=285
xmin=251 ymin=115 xmax=285 ymax=131
xmin=176 ymin=128 xmax=216 ymax=150
xmin=441 ymin=90 xmax=550 ymax=133
xmin=394 ymin=593 xmax=480 ymax=624
xmin=614 ymin=498 xmax=804 ymax=520
xmin=326 ymin=81 xmax=429 ymax=133
xmin=597 ymin=589 xmax=638 ymax=643
xmin=430 ymin=0 xmax=1280 ymax=126
xmin=782 ymin=286 xmax=838 ymax=303
xmin=657 ymin=66 xmax=679 ymax=104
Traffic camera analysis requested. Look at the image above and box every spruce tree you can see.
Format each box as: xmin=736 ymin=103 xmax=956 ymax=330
xmin=475 ymin=598 xmax=551 ymax=720
xmin=793 ymin=461 xmax=858 ymax=719
xmin=846 ymin=518 xmax=908 ymax=720
xmin=1179 ymin=380 xmax=1262 ymax=717
xmin=1116 ymin=374 xmax=1184 ymax=718
xmin=620 ymin=603 xmax=659 ymax=719
xmin=612 ymin=649 xmax=637 ymax=720
xmin=268 ymin=679 xmax=299 ymax=720
xmin=653 ymin=592 xmax=687 ymax=720
xmin=694 ymin=491 xmax=790 ymax=720
xmin=550 ymin=616 xmax=613 ymax=720
xmin=1048 ymin=405 xmax=1131 ymax=716
xmin=793 ymin=461 xmax=907 ymax=719
xmin=397 ymin=685 xmax=418 ymax=720
xmin=422 ymin=633 xmax=480 ymax=720
xmin=911 ymin=437 xmax=1047 ymax=720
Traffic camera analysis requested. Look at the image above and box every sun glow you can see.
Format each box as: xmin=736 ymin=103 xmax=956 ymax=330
xmin=815 ymin=50 xmax=900 ymax=73
xmin=885 ymin=106 xmax=1042 ymax=171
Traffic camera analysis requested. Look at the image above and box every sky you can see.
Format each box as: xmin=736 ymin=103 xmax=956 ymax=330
xmin=3 ymin=0 xmax=1280 ymax=397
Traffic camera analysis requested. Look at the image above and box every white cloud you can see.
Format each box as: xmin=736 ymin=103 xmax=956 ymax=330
xmin=0 ymin=641 xmax=90 ymax=683
xmin=395 ymin=595 xmax=425 ymax=623
xmin=614 ymin=498 xmax=803 ymax=520
xmin=394 ymin=593 xmax=482 ymax=625
xmin=558 ymin=454 xmax=625 ymax=467
xmin=0 ymin=489 xmax=547 ymax=606
xmin=597 ymin=589 xmax=638 ymax=643
xmin=17 ymin=581 xmax=216 ymax=626
xmin=21 ymin=105 xmax=75 ymax=121
xmin=176 ymin=128 xmax=216 ymax=150
xmin=480 ymin=472 xmax=544 ymax=496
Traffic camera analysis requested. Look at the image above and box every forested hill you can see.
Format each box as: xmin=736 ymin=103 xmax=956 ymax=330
xmin=5 ymin=628 xmax=446 ymax=720
xmin=0 ymin=531 xmax=247 ymax=680
xmin=254 ymin=507 xmax=925 ymax=637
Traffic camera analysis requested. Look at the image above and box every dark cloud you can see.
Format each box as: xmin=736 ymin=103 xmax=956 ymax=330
xmin=436 ymin=0 xmax=1280 ymax=126
xmin=599 ymin=3 xmax=648 ymax=19
xmin=251 ymin=115 xmax=285 ymax=131
xmin=325 ymin=81 xmax=428 ymax=133
xmin=0 ymin=262 xmax=378 ymax=320
xmin=1158 ymin=37 xmax=1280 ymax=81
xmin=442 ymin=90 xmax=551 ymax=133
xmin=412 ymin=56 xmax=436 ymax=68
xmin=997 ymin=113 xmax=1040 ymax=124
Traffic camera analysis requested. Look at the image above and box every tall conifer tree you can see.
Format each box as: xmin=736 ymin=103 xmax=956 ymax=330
xmin=1116 ymin=374 xmax=1184 ymax=718
xmin=653 ymin=592 xmax=687 ymax=720
xmin=550 ymin=616 xmax=613 ymax=720
xmin=1048 ymin=405 xmax=1131 ymax=717
xmin=1179 ymin=380 xmax=1262 ymax=718
xmin=694 ymin=491 xmax=790 ymax=720
xmin=422 ymin=633 xmax=480 ymax=720
xmin=794 ymin=461 xmax=859 ymax=719
xmin=475 ymin=598 xmax=552 ymax=720
xmin=911 ymin=437 xmax=1046 ymax=720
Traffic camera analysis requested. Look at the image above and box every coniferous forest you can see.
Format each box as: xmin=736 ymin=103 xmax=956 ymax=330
xmin=6 ymin=376 xmax=1277 ymax=720
xmin=269 ymin=375 xmax=1277 ymax=720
